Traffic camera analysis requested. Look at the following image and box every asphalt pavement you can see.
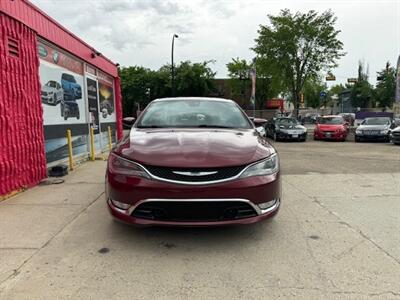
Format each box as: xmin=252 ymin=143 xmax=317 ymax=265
xmin=0 ymin=141 xmax=399 ymax=299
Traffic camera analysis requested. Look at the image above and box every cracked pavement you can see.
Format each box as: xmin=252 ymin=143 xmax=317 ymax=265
xmin=0 ymin=140 xmax=399 ymax=299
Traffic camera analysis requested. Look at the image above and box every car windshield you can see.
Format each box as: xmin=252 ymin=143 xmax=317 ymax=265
xmin=137 ymin=99 xmax=252 ymax=129
xmin=46 ymin=81 xmax=57 ymax=88
xmin=277 ymin=118 xmax=299 ymax=125
xmin=318 ymin=117 xmax=343 ymax=124
xmin=363 ymin=118 xmax=390 ymax=125
xmin=62 ymin=74 xmax=76 ymax=83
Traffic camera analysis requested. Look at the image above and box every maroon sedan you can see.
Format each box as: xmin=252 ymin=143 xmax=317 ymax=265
xmin=314 ymin=115 xmax=349 ymax=141
xmin=106 ymin=97 xmax=281 ymax=226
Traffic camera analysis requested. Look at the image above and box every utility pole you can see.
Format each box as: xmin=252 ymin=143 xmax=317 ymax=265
xmin=171 ymin=34 xmax=179 ymax=96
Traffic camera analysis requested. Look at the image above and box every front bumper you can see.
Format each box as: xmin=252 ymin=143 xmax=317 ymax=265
xmin=390 ymin=133 xmax=400 ymax=144
xmin=355 ymin=133 xmax=389 ymax=141
xmin=314 ymin=131 xmax=347 ymax=140
xmin=106 ymin=171 xmax=281 ymax=226
xmin=277 ymin=131 xmax=307 ymax=140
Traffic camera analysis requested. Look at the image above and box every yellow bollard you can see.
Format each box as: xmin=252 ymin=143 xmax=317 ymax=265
xmin=108 ymin=126 xmax=112 ymax=152
xmin=66 ymin=129 xmax=74 ymax=170
xmin=90 ymin=127 xmax=95 ymax=161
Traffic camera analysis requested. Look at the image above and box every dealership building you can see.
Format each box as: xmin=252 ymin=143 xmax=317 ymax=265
xmin=0 ymin=0 xmax=123 ymax=196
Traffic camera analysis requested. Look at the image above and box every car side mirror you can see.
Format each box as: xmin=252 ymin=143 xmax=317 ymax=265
xmin=122 ymin=117 xmax=135 ymax=129
xmin=255 ymin=126 xmax=265 ymax=136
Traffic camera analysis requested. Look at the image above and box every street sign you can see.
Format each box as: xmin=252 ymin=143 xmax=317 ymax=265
xmin=347 ymin=78 xmax=358 ymax=83
xmin=320 ymin=91 xmax=327 ymax=98
xmin=325 ymin=75 xmax=336 ymax=81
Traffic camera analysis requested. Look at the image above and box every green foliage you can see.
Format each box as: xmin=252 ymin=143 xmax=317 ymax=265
xmin=375 ymin=63 xmax=396 ymax=109
xmin=119 ymin=61 xmax=216 ymax=116
xmin=226 ymin=58 xmax=251 ymax=98
xmin=329 ymin=84 xmax=346 ymax=96
xmin=253 ymin=9 xmax=345 ymax=115
xmin=303 ymin=78 xmax=326 ymax=108
xmin=226 ymin=57 xmax=284 ymax=109
xmin=174 ymin=61 xmax=216 ymax=97
xmin=350 ymin=61 xmax=374 ymax=108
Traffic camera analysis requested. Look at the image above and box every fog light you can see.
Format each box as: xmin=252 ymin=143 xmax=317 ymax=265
xmin=258 ymin=199 xmax=277 ymax=210
xmin=111 ymin=199 xmax=131 ymax=210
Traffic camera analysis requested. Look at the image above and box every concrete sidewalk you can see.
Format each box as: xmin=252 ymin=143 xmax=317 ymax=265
xmin=1 ymin=161 xmax=400 ymax=299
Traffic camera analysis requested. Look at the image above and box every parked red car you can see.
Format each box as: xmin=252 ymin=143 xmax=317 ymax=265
xmin=314 ymin=115 xmax=349 ymax=141
xmin=106 ymin=97 xmax=281 ymax=226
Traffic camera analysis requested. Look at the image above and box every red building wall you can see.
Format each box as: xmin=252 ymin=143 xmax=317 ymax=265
xmin=0 ymin=13 xmax=47 ymax=195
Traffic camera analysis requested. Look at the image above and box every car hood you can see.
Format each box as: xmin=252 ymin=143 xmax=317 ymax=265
xmin=41 ymin=85 xmax=54 ymax=93
xmin=357 ymin=124 xmax=389 ymax=130
xmin=117 ymin=129 xmax=273 ymax=168
xmin=278 ymin=125 xmax=306 ymax=132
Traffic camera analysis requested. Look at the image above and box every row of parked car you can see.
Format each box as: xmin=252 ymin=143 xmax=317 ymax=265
xmin=253 ymin=115 xmax=400 ymax=145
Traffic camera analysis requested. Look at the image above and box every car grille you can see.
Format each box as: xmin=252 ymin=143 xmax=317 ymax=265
xmin=363 ymin=130 xmax=380 ymax=135
xmin=143 ymin=164 xmax=246 ymax=183
xmin=132 ymin=201 xmax=258 ymax=222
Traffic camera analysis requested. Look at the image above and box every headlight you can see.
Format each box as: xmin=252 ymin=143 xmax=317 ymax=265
xmin=240 ymin=154 xmax=279 ymax=178
xmin=356 ymin=129 xmax=362 ymax=134
xmin=380 ymin=129 xmax=389 ymax=134
xmin=108 ymin=153 xmax=150 ymax=179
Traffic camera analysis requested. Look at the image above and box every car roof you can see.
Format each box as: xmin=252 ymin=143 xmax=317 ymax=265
xmin=152 ymin=97 xmax=235 ymax=103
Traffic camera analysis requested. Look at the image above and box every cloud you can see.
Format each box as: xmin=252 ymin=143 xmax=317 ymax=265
xmin=31 ymin=0 xmax=400 ymax=80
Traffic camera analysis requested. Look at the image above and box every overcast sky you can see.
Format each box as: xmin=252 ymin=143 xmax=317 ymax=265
xmin=32 ymin=0 xmax=399 ymax=86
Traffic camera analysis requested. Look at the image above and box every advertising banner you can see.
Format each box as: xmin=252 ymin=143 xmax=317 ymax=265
xmin=98 ymin=81 xmax=116 ymax=122
xmin=38 ymin=41 xmax=88 ymax=163
xmin=38 ymin=42 xmax=86 ymax=125
xmin=396 ymin=55 xmax=400 ymax=103
xmin=87 ymin=78 xmax=100 ymax=134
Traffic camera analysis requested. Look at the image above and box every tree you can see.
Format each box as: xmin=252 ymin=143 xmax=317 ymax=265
xmin=174 ymin=61 xmax=216 ymax=97
xmin=253 ymin=9 xmax=345 ymax=116
xmin=375 ymin=62 xmax=396 ymax=109
xmin=226 ymin=57 xmax=251 ymax=97
xmin=303 ymin=77 xmax=326 ymax=108
xmin=119 ymin=61 xmax=217 ymax=116
xmin=351 ymin=61 xmax=374 ymax=108
xmin=226 ymin=57 xmax=284 ymax=109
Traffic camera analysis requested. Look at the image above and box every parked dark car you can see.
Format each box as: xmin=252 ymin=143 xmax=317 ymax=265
xmin=60 ymin=100 xmax=80 ymax=120
xmin=266 ymin=117 xmax=307 ymax=141
xmin=390 ymin=126 xmax=400 ymax=145
xmin=355 ymin=117 xmax=395 ymax=142
xmin=390 ymin=125 xmax=400 ymax=145
xmin=249 ymin=117 xmax=268 ymax=137
xmin=61 ymin=73 xmax=82 ymax=100
xmin=106 ymin=97 xmax=281 ymax=226
xmin=314 ymin=115 xmax=349 ymax=141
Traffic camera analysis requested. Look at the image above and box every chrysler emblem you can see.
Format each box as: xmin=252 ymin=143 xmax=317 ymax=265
xmin=172 ymin=171 xmax=218 ymax=177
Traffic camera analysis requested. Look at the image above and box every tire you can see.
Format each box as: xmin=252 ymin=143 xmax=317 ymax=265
xmin=355 ymin=137 xmax=360 ymax=143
